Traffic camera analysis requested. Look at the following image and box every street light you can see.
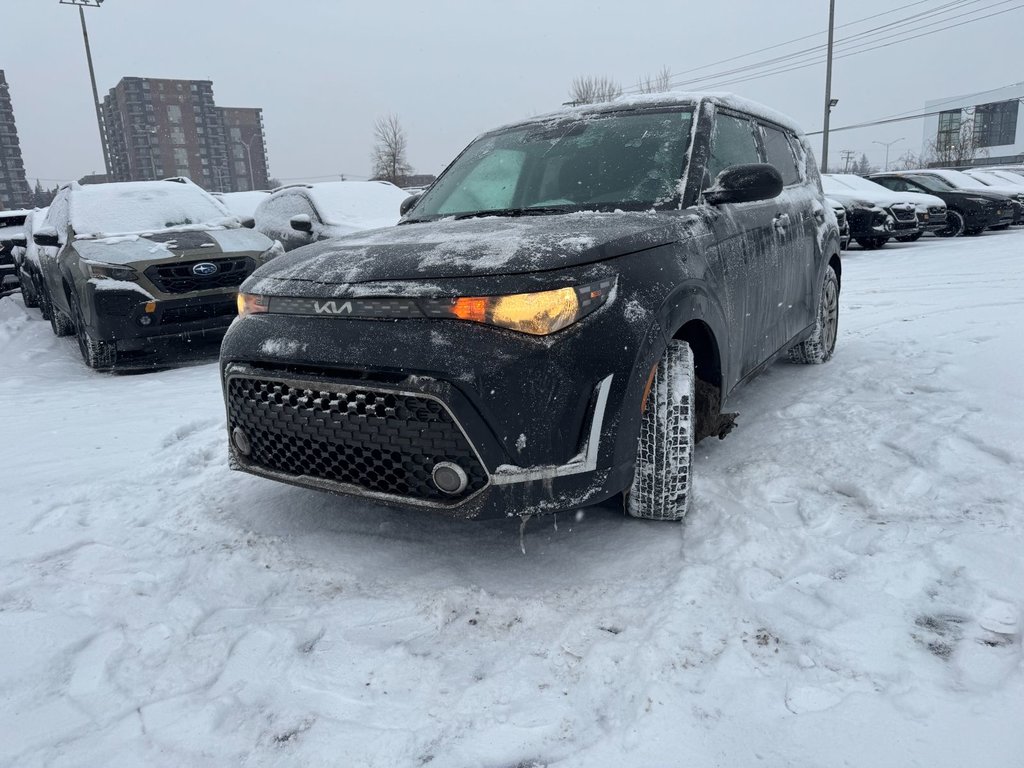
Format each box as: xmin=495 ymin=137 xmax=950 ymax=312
xmin=60 ymin=0 xmax=112 ymax=179
xmin=873 ymin=138 xmax=905 ymax=171
xmin=235 ymin=136 xmax=260 ymax=191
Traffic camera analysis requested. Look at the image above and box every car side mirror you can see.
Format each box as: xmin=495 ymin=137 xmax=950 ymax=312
xmin=290 ymin=214 xmax=313 ymax=233
xmin=400 ymin=194 xmax=421 ymax=217
xmin=704 ymin=164 xmax=784 ymax=205
xmin=34 ymin=226 xmax=60 ymax=248
xmin=240 ymin=217 xmax=256 ymax=229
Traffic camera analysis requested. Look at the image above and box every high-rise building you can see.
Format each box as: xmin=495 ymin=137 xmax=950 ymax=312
xmin=0 ymin=71 xmax=30 ymax=211
xmin=220 ymin=107 xmax=270 ymax=192
xmin=102 ymin=77 xmax=270 ymax=193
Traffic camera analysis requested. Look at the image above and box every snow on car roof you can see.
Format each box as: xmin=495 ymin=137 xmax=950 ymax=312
xmin=68 ymin=180 xmax=237 ymax=238
xmin=490 ymin=91 xmax=807 ymax=137
xmin=304 ymin=181 xmax=408 ymax=229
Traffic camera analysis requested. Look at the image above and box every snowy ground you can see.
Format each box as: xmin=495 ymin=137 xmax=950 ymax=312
xmin=1 ymin=230 xmax=1022 ymax=768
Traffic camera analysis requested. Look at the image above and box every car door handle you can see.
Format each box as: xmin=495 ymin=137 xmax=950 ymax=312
xmin=773 ymin=213 xmax=790 ymax=232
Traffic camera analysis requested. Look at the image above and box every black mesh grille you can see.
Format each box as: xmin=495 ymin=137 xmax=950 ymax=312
xmin=160 ymin=299 xmax=237 ymax=325
xmin=889 ymin=206 xmax=917 ymax=223
xmin=145 ymin=257 xmax=254 ymax=294
xmin=226 ymin=376 xmax=488 ymax=502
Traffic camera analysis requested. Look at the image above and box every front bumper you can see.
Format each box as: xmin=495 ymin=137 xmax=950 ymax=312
xmin=220 ymin=306 xmax=663 ymax=520
xmin=83 ymin=283 xmax=239 ymax=348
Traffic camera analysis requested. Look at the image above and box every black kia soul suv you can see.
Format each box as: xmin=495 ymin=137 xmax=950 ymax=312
xmin=221 ymin=94 xmax=842 ymax=521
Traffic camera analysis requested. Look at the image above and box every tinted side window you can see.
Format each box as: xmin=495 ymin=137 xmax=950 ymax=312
xmin=707 ymin=113 xmax=760 ymax=183
xmin=874 ymin=177 xmax=905 ymax=192
xmin=761 ymin=125 xmax=801 ymax=186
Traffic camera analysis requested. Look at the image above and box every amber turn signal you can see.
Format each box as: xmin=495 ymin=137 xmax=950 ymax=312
xmin=237 ymin=293 xmax=269 ymax=316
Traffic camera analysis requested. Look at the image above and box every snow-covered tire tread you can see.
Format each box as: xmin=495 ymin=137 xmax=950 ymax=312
xmin=627 ymin=340 xmax=695 ymax=521
xmin=789 ymin=264 xmax=839 ymax=365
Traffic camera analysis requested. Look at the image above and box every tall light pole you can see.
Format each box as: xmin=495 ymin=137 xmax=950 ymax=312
xmin=60 ymin=0 xmax=112 ymax=180
xmin=873 ymin=138 xmax=904 ymax=171
xmin=820 ymin=0 xmax=837 ymax=173
xmin=235 ymin=136 xmax=259 ymax=191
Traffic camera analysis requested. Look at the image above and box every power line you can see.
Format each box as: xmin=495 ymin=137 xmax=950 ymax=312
xmin=623 ymin=0 xmax=938 ymax=93
xmin=666 ymin=0 xmax=981 ymax=90
xmin=805 ymin=98 xmax=1024 ymax=135
xmin=693 ymin=2 xmax=1024 ymax=92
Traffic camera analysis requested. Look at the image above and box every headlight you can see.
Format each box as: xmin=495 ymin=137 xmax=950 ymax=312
xmin=237 ymin=293 xmax=269 ymax=316
xmin=86 ymin=262 xmax=140 ymax=281
xmin=236 ymin=278 xmax=616 ymax=335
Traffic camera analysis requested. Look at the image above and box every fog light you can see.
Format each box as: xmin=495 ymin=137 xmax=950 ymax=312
xmin=231 ymin=427 xmax=251 ymax=456
xmin=432 ymin=461 xmax=468 ymax=495
xmin=138 ymin=315 xmax=153 ymax=326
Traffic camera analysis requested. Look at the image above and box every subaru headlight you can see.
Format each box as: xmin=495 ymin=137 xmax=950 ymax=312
xmin=86 ymin=262 xmax=140 ymax=281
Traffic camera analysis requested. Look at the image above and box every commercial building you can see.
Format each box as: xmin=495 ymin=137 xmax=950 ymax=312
xmin=922 ymin=83 xmax=1024 ymax=168
xmin=0 ymin=70 xmax=30 ymax=211
xmin=102 ymin=77 xmax=269 ymax=193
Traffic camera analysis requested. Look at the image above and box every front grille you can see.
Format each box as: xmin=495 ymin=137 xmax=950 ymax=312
xmin=145 ymin=257 xmax=254 ymax=294
xmin=889 ymin=206 xmax=917 ymax=223
xmin=160 ymin=298 xmax=237 ymax=325
xmin=226 ymin=375 xmax=488 ymax=503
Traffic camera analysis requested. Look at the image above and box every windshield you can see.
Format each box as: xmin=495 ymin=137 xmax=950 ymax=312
xmin=408 ymin=109 xmax=694 ymax=220
xmin=934 ymin=170 xmax=988 ymax=190
xmin=832 ymin=174 xmax=891 ymax=194
xmin=70 ymin=182 xmax=234 ymax=237
xmin=908 ymin=175 xmax=954 ymax=192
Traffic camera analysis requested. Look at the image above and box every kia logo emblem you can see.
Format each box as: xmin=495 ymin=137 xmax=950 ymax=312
xmin=192 ymin=262 xmax=219 ymax=276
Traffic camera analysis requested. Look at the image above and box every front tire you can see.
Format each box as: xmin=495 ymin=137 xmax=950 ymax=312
xmin=71 ymin=292 xmax=116 ymax=370
xmin=49 ymin=306 xmax=74 ymax=337
xmin=789 ymin=264 xmax=839 ymax=365
xmin=855 ymin=236 xmax=888 ymax=250
xmin=18 ymin=269 xmax=39 ymax=308
xmin=626 ymin=340 xmax=695 ymax=522
xmin=895 ymin=231 xmax=923 ymax=243
xmin=935 ymin=210 xmax=965 ymax=237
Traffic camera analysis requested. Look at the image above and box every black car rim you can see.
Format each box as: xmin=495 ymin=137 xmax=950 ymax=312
xmin=822 ymin=275 xmax=839 ymax=353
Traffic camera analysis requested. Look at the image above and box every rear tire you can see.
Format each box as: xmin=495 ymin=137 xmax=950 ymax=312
xmin=626 ymin=340 xmax=695 ymax=522
xmin=789 ymin=264 xmax=839 ymax=365
xmin=49 ymin=306 xmax=74 ymax=337
xmin=18 ymin=269 xmax=39 ymax=308
xmin=935 ymin=210 xmax=965 ymax=238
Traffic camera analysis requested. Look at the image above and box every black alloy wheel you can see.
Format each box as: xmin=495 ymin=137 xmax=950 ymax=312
xmin=935 ymin=210 xmax=965 ymax=238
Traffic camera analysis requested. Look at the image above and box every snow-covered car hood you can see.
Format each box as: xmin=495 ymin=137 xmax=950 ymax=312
xmin=74 ymin=228 xmax=274 ymax=266
xmin=244 ymin=212 xmax=678 ymax=289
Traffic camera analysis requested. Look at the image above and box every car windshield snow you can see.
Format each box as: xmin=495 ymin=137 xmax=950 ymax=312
xmin=407 ymin=109 xmax=694 ymax=220
xmin=70 ymin=182 xmax=234 ymax=237
xmin=910 ymin=175 xmax=954 ymax=192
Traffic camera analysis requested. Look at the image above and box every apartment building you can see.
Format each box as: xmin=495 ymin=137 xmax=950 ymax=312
xmin=0 ymin=70 xmax=30 ymax=211
xmin=102 ymin=77 xmax=269 ymax=193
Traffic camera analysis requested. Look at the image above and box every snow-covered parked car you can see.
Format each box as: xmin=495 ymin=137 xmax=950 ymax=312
xmin=824 ymin=173 xmax=947 ymax=242
xmin=825 ymin=197 xmax=851 ymax=249
xmin=821 ymin=174 xmax=919 ymax=249
xmin=253 ymin=180 xmax=408 ymax=251
xmin=222 ymin=92 xmax=842 ymax=522
xmin=869 ymin=171 xmax=1015 ymax=236
xmin=214 ymin=190 xmax=271 ymax=221
xmin=0 ymin=208 xmax=29 ymax=295
xmin=11 ymin=208 xmax=49 ymax=310
xmin=34 ymin=179 xmax=280 ymax=369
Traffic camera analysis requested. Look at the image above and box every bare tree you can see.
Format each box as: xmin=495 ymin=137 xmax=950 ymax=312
xmin=922 ymin=109 xmax=989 ymax=167
xmin=892 ymin=150 xmax=920 ymax=171
xmin=637 ymin=66 xmax=673 ymax=95
xmin=371 ymin=114 xmax=412 ymax=184
xmin=568 ymin=75 xmax=623 ymax=106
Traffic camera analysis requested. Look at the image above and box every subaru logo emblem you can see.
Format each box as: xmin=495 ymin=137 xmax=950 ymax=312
xmin=192 ymin=262 xmax=219 ymax=276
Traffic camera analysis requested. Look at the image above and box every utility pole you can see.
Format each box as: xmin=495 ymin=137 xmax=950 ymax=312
xmin=872 ymin=138 xmax=904 ymax=171
xmin=61 ymin=0 xmax=112 ymax=179
xmin=820 ymin=0 xmax=837 ymax=173
xmin=840 ymin=150 xmax=856 ymax=173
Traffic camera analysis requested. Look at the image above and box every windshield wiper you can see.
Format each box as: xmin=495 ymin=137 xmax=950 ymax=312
xmin=453 ymin=205 xmax=575 ymax=220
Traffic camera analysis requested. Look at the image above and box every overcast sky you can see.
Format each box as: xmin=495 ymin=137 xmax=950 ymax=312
xmin=4 ymin=0 xmax=1021 ymax=186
